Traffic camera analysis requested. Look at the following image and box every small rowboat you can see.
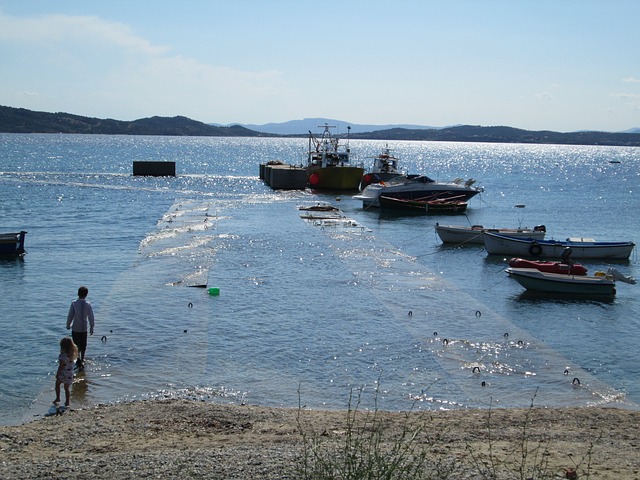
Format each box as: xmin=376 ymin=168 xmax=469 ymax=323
xmin=379 ymin=195 xmax=467 ymax=214
xmin=506 ymin=267 xmax=635 ymax=296
xmin=435 ymin=224 xmax=546 ymax=244
xmin=506 ymin=268 xmax=617 ymax=295
xmin=508 ymin=257 xmax=588 ymax=275
xmin=0 ymin=231 xmax=27 ymax=256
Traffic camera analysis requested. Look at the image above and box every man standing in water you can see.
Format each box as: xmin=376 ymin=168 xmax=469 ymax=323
xmin=66 ymin=285 xmax=95 ymax=371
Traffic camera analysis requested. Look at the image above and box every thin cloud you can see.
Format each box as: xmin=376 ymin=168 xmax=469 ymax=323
xmin=535 ymin=92 xmax=554 ymax=100
xmin=610 ymin=93 xmax=640 ymax=99
xmin=0 ymin=9 xmax=288 ymax=121
xmin=622 ymin=77 xmax=640 ymax=83
xmin=0 ymin=10 xmax=167 ymax=55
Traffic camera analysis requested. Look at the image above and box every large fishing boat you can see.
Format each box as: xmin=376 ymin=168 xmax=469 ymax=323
xmin=306 ymin=124 xmax=364 ymax=190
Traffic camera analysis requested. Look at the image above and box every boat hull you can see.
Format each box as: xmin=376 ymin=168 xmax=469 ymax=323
xmin=484 ymin=232 xmax=635 ymax=260
xmin=435 ymin=224 xmax=546 ymax=245
xmin=308 ymin=166 xmax=364 ymax=191
xmin=0 ymin=231 xmax=27 ymax=256
xmin=506 ymin=268 xmax=615 ymax=295
xmin=379 ymin=196 xmax=467 ymax=214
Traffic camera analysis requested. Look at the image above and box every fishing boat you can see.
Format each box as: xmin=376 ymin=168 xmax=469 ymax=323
xmin=359 ymin=144 xmax=403 ymax=189
xmin=379 ymin=195 xmax=468 ymax=214
xmin=508 ymin=257 xmax=588 ymax=275
xmin=0 ymin=231 xmax=27 ymax=256
xmin=353 ymin=175 xmax=483 ymax=208
xmin=484 ymin=232 xmax=635 ymax=260
xmin=506 ymin=267 xmax=635 ymax=296
xmin=435 ymin=223 xmax=546 ymax=245
xmin=306 ymin=124 xmax=364 ymax=190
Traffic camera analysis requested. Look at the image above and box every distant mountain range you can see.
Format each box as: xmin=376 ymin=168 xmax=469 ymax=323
xmin=237 ymin=118 xmax=439 ymax=135
xmin=2 ymin=105 xmax=640 ymax=147
xmin=0 ymin=105 xmax=259 ymax=137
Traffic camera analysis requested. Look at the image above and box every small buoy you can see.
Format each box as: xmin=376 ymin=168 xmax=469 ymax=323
xmin=101 ymin=335 xmax=107 ymax=342
xmin=475 ymin=310 xmax=481 ymax=317
xmin=442 ymin=338 xmax=449 ymax=346
xmin=183 ymin=329 xmax=188 ymax=333
xmin=517 ymin=340 xmax=524 ymax=346
xmin=504 ymin=333 xmax=509 ymax=338
xmin=433 ymin=332 xmax=438 ymax=336
xmin=572 ymin=377 xmax=581 ymax=385
xmin=408 ymin=310 xmax=413 ymax=316
xmin=188 ymin=302 xmax=193 ymax=308
xmin=481 ymin=381 xmax=486 ymax=387
xmin=208 ymin=287 xmax=220 ymax=296
xmin=472 ymin=366 xmax=480 ymax=373
xmin=564 ymin=369 xmax=569 ymax=375
xmin=110 ymin=330 xmax=113 ymax=333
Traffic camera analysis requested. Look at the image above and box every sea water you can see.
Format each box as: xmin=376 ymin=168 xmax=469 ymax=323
xmin=1 ymin=133 xmax=638 ymax=425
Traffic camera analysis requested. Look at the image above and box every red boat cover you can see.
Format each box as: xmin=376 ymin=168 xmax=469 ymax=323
xmin=508 ymin=258 xmax=588 ymax=275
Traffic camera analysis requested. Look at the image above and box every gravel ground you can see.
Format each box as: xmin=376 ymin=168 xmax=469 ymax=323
xmin=1 ymin=399 xmax=638 ymax=479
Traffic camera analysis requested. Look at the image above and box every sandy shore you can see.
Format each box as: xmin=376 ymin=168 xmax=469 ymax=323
xmin=0 ymin=399 xmax=638 ymax=479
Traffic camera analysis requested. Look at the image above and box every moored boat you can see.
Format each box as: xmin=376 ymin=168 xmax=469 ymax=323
xmin=506 ymin=267 xmax=617 ymax=295
xmin=306 ymin=124 xmax=364 ymax=190
xmin=0 ymin=231 xmax=27 ymax=256
xmin=435 ymin=223 xmax=546 ymax=245
xmin=508 ymin=257 xmax=588 ymax=275
xmin=484 ymin=232 xmax=635 ymax=260
xmin=354 ymin=175 xmax=483 ymax=208
xmin=379 ymin=196 xmax=467 ymax=214
xmin=359 ymin=144 xmax=403 ymax=189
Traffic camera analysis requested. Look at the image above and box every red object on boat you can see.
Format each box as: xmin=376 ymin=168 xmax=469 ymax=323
xmin=508 ymin=258 xmax=588 ymax=275
xmin=308 ymin=173 xmax=320 ymax=186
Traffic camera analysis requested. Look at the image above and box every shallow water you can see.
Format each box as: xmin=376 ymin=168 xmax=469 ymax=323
xmin=1 ymin=134 xmax=638 ymax=425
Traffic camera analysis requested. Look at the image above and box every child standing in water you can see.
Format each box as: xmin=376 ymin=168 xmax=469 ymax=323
xmin=54 ymin=337 xmax=78 ymax=408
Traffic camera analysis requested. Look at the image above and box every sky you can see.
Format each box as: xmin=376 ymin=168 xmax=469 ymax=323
xmin=1 ymin=1 xmax=639 ymax=132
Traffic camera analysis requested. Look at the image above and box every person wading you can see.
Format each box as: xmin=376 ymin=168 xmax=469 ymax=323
xmin=66 ymin=285 xmax=95 ymax=371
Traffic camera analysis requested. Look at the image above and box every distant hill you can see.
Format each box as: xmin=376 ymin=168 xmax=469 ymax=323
xmin=1 ymin=106 xmax=640 ymax=146
xmin=0 ymin=105 xmax=263 ymax=137
xmin=348 ymin=125 xmax=640 ymax=147
xmin=239 ymin=117 xmax=438 ymax=135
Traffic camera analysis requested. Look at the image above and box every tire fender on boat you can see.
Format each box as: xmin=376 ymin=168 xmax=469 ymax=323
xmin=529 ymin=242 xmax=542 ymax=256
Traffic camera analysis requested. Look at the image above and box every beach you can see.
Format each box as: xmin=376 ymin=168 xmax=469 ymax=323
xmin=1 ymin=400 xmax=638 ymax=479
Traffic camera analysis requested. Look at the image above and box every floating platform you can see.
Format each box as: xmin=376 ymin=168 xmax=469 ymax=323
xmin=260 ymin=162 xmax=307 ymax=190
xmin=133 ymin=161 xmax=176 ymax=176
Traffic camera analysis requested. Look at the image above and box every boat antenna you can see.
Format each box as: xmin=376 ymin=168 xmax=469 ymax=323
xmin=514 ymin=204 xmax=525 ymax=228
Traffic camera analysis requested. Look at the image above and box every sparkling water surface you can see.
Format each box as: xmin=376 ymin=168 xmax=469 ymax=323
xmin=1 ymin=133 xmax=638 ymax=425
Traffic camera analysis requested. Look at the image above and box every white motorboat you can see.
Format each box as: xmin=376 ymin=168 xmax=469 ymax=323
xmin=354 ymin=175 xmax=483 ymax=208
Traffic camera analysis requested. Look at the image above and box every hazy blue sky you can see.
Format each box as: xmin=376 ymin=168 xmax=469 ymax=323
xmin=1 ymin=1 xmax=638 ymax=132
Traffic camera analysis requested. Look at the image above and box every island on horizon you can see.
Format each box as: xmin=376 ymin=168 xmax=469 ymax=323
xmin=1 ymin=105 xmax=640 ymax=147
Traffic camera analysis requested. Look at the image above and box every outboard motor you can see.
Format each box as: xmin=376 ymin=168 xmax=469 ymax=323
xmin=607 ymin=268 xmax=637 ymax=285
